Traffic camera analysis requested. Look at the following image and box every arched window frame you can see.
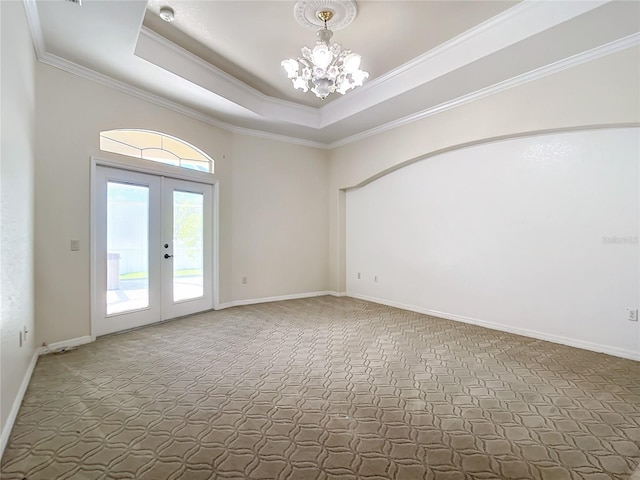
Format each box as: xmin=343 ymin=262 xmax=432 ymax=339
xmin=99 ymin=129 xmax=214 ymax=173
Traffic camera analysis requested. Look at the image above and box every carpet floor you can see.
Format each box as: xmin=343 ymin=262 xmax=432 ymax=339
xmin=2 ymin=296 xmax=639 ymax=479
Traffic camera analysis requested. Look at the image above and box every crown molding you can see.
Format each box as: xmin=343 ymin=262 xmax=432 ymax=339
xmin=328 ymin=33 xmax=640 ymax=149
xmin=136 ymin=27 xmax=321 ymax=129
xmin=229 ymin=126 xmax=329 ymax=149
xmin=22 ymin=0 xmax=325 ymax=148
xmin=320 ymin=0 xmax=610 ymax=126
xmin=38 ymin=51 xmax=239 ymax=132
xmin=134 ymin=0 xmax=611 ymax=130
xmin=32 ymin=49 xmax=324 ymax=148
xmin=23 ymin=0 xmax=46 ymax=59
xmin=21 ymin=0 xmax=636 ymax=151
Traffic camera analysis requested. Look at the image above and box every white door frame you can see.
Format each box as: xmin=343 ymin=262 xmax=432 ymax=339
xmin=90 ymin=156 xmax=220 ymax=338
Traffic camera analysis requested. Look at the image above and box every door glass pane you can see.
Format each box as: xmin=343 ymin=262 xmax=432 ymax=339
xmin=107 ymin=182 xmax=149 ymax=314
xmin=173 ymin=190 xmax=204 ymax=301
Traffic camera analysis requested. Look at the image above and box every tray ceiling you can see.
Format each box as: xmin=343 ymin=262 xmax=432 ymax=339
xmin=26 ymin=0 xmax=640 ymax=147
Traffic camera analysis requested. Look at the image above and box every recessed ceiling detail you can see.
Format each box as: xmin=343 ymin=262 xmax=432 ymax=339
xmin=24 ymin=0 xmax=640 ymax=146
xmin=293 ymin=0 xmax=357 ymax=31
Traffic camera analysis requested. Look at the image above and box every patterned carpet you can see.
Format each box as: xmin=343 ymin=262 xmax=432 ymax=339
xmin=2 ymin=296 xmax=640 ymax=479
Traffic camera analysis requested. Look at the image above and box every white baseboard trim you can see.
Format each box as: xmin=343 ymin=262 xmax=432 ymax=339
xmin=348 ymin=292 xmax=640 ymax=362
xmin=1 ymin=334 xmax=96 ymax=460
xmin=215 ymin=291 xmax=334 ymax=310
xmin=41 ymin=335 xmax=95 ymax=354
xmin=327 ymin=291 xmax=347 ymax=297
xmin=0 ymin=349 xmax=39 ymax=459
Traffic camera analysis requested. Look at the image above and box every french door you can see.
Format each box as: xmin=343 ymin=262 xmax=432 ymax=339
xmin=93 ymin=166 xmax=213 ymax=336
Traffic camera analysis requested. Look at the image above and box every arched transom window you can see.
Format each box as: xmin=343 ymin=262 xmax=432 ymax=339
xmin=100 ymin=129 xmax=214 ymax=173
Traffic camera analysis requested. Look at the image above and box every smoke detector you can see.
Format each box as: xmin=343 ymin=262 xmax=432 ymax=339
xmin=159 ymin=6 xmax=175 ymax=22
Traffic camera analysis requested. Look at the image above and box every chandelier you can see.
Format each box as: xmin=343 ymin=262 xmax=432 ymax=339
xmin=281 ymin=10 xmax=369 ymax=99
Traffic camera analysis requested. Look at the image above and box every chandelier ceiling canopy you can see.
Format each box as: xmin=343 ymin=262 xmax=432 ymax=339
xmin=281 ymin=0 xmax=369 ymax=100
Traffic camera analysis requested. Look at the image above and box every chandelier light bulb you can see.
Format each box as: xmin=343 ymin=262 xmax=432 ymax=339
xmin=281 ymin=9 xmax=368 ymax=100
xmin=343 ymin=53 xmax=361 ymax=73
xmin=311 ymin=45 xmax=332 ymax=70
xmin=282 ymin=59 xmax=299 ymax=78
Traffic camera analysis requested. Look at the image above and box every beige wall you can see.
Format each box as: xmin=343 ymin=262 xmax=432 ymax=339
xmin=34 ymin=64 xmax=329 ymax=345
xmin=1 ymin=0 xmax=637 ymax=460
xmin=329 ymin=46 xmax=640 ymax=292
xmin=346 ymin=127 xmax=639 ymax=358
xmin=0 ymin=1 xmax=37 ymax=451
xmin=1 ymin=7 xmax=638 ymax=456
xmin=230 ymin=134 xmax=329 ymax=302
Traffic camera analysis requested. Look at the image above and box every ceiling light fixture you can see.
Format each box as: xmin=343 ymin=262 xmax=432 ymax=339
xmin=159 ymin=6 xmax=175 ymax=23
xmin=281 ymin=9 xmax=368 ymax=100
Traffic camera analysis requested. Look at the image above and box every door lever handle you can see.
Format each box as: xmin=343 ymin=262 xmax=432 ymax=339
xmin=164 ymin=254 xmax=173 ymax=259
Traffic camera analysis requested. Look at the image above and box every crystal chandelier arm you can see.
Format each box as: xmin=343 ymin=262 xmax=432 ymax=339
xmin=281 ymin=59 xmax=299 ymax=78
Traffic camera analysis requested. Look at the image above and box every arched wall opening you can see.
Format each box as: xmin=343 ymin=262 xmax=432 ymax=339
xmin=342 ymin=126 xmax=639 ymax=359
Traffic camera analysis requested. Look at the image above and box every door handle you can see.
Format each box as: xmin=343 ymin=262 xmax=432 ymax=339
xmin=164 ymin=253 xmax=173 ymax=259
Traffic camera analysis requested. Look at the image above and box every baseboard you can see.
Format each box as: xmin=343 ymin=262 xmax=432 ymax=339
xmin=2 ymin=334 xmax=97 ymax=460
xmin=215 ymin=291 xmax=334 ymax=310
xmin=327 ymin=291 xmax=347 ymax=297
xmin=0 ymin=349 xmax=39 ymax=460
xmin=41 ymin=335 xmax=95 ymax=354
xmin=347 ymin=292 xmax=640 ymax=362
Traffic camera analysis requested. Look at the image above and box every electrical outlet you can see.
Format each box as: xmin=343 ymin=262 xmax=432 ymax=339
xmin=70 ymin=239 xmax=80 ymax=251
xmin=628 ymin=308 xmax=638 ymax=322
xmin=241 ymin=276 xmax=248 ymax=285
xmin=357 ymin=272 xmax=361 ymax=280
xmin=374 ymin=275 xmax=378 ymax=283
